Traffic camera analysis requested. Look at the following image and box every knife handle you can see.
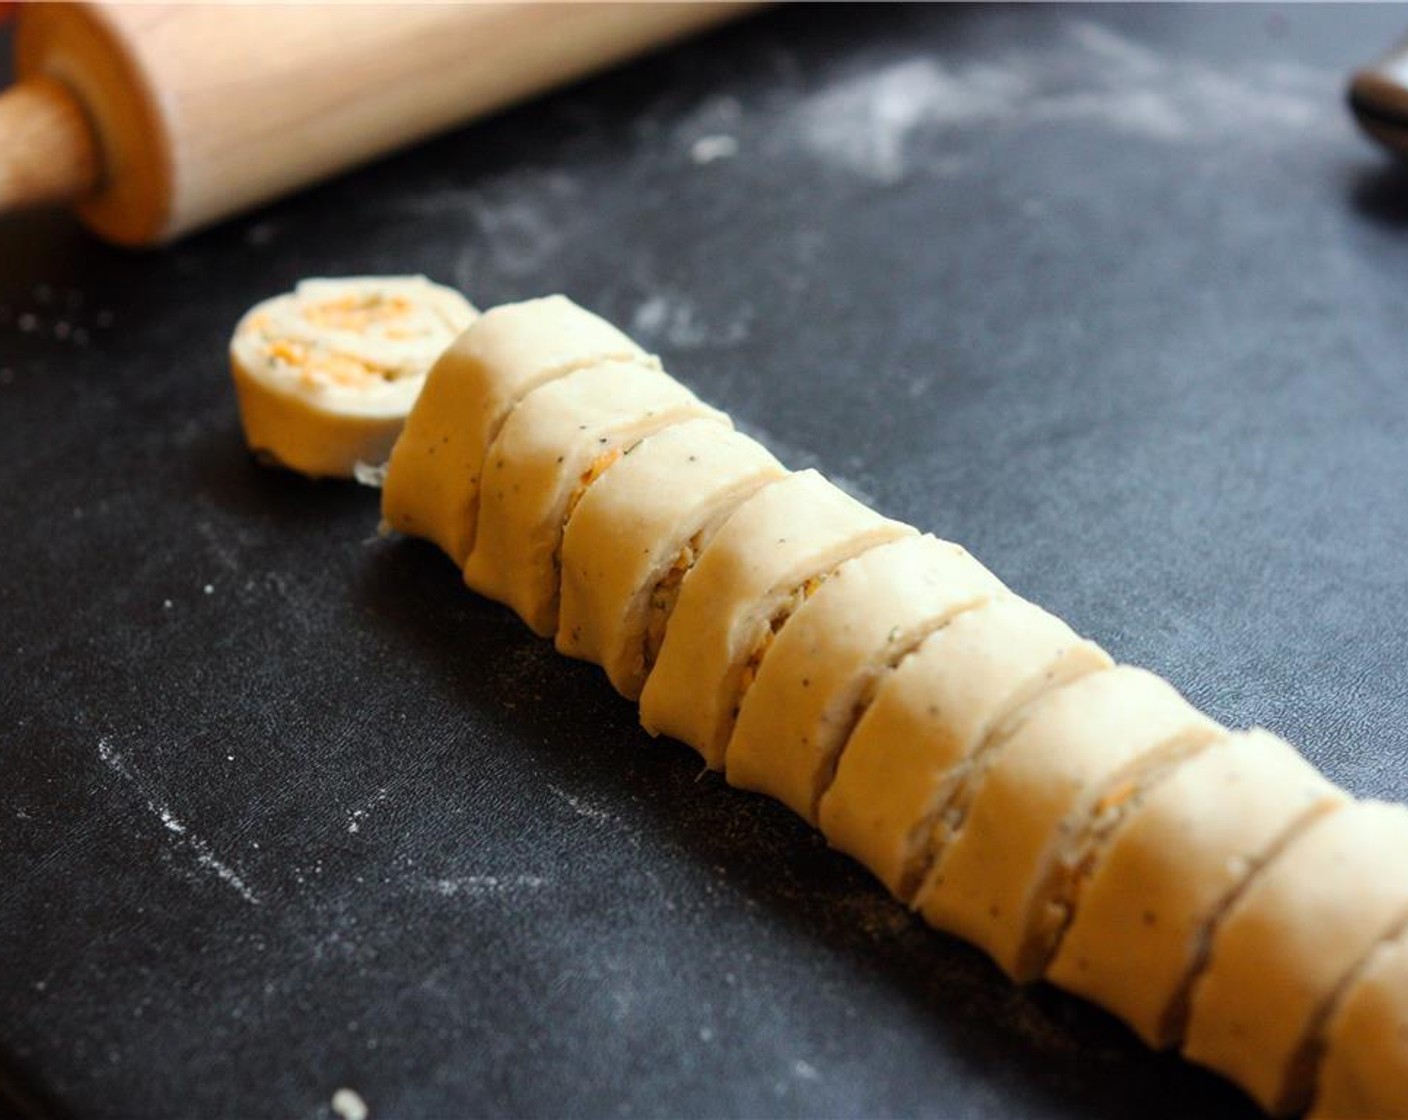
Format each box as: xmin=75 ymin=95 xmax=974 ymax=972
xmin=1349 ymin=37 xmax=1408 ymax=156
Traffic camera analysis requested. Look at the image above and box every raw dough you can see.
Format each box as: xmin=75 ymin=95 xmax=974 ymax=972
xmin=820 ymin=596 xmax=1111 ymax=901
xmin=230 ymin=276 xmax=475 ymax=479
xmin=1311 ymin=924 xmax=1408 ymax=1119
xmin=917 ymin=666 xmax=1222 ymax=982
xmin=556 ymin=419 xmax=786 ymax=699
xmin=347 ymin=291 xmax=1408 ymax=1114
xmin=382 ymin=295 xmax=654 ymax=564
xmin=639 ymin=470 xmax=913 ymax=768
xmin=1047 ymin=728 xmax=1346 ymax=1049
xmin=725 ymin=533 xmax=1006 ymax=824
xmin=462 ymin=360 xmax=726 ymax=637
xmin=1184 ymin=801 xmax=1408 ymax=1115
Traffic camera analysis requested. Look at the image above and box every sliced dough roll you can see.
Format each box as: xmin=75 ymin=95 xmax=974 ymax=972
xmin=917 ymin=666 xmax=1223 ymax=982
xmin=1184 ymin=800 xmax=1408 ymax=1116
xmin=230 ymin=276 xmax=476 ymax=479
xmin=819 ymin=596 xmax=1112 ymax=901
xmin=462 ymin=361 xmax=727 ymax=637
xmin=639 ymin=469 xmax=914 ymax=768
xmin=556 ymin=420 xmax=787 ymax=699
xmin=1046 ymin=728 xmax=1346 ymax=1049
xmin=1311 ymin=924 xmax=1408 ymax=1119
xmin=382 ymin=295 xmax=655 ymax=564
xmin=725 ymin=534 xmax=1006 ymax=825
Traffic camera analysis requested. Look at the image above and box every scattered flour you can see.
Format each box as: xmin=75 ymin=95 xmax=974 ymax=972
xmin=352 ymin=461 xmax=388 ymax=489
xmin=3 ymin=288 xmax=111 ymax=346
xmin=690 ymin=134 xmax=739 ymax=164
xmin=794 ymin=19 xmax=1334 ymax=182
xmin=673 ymin=92 xmax=745 ymax=159
xmin=547 ymin=783 xmax=614 ymax=823
xmin=427 ymin=874 xmax=548 ymax=897
xmin=195 ymin=520 xmax=241 ymax=575
xmin=97 ymin=737 xmax=260 ymax=905
xmin=346 ymin=787 xmax=392 ymax=835
xmin=331 ymin=1087 xmax=368 ymax=1120
xmin=470 ymin=197 xmax=564 ymax=278
xmin=630 ymin=292 xmax=751 ymax=350
xmin=801 ymin=57 xmax=1026 ymax=183
xmin=400 ymin=177 xmax=572 ymax=280
xmin=733 ymin=419 xmax=879 ymax=507
xmin=632 ymin=294 xmax=709 ymax=349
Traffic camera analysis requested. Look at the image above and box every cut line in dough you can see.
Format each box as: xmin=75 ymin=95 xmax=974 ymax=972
xmin=463 ymin=360 xmax=727 ymax=637
xmin=382 ymin=294 xmax=656 ymax=564
xmin=1046 ymin=728 xmax=1347 ymax=1049
xmin=1183 ymin=800 xmax=1408 ymax=1115
xmin=639 ymin=469 xmax=913 ymax=768
xmin=1311 ymin=922 xmax=1408 ymax=1119
xmin=724 ymin=533 xmax=1007 ymax=824
xmin=820 ymin=595 xmax=1112 ymax=902
xmin=915 ymin=666 xmax=1222 ymax=981
xmin=556 ymin=419 xmax=786 ymax=699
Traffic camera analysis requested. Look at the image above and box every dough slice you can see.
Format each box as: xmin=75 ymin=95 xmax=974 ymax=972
xmin=725 ymin=534 xmax=1006 ymax=825
xmin=639 ymin=470 xmax=914 ymax=768
xmin=230 ymin=276 xmax=476 ymax=479
xmin=1311 ymin=924 xmax=1408 ymax=1119
xmin=917 ymin=666 xmax=1223 ymax=982
xmin=1046 ymin=728 xmax=1346 ymax=1049
xmin=1184 ymin=800 xmax=1408 ymax=1116
xmin=462 ymin=361 xmax=727 ymax=637
xmin=556 ymin=420 xmax=787 ymax=699
xmin=819 ymin=596 xmax=1112 ymax=901
xmin=382 ymin=295 xmax=655 ymax=564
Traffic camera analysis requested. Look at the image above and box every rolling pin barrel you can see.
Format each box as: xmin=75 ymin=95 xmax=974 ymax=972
xmin=4 ymin=2 xmax=752 ymax=246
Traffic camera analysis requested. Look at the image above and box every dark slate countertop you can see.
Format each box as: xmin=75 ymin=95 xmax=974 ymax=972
xmin=4 ymin=5 xmax=1408 ymax=1118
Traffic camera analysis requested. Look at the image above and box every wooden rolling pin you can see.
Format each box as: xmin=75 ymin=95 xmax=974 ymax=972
xmin=0 ymin=2 xmax=753 ymax=246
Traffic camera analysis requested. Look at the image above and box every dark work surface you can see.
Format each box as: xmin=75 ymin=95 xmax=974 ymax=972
xmin=4 ymin=5 xmax=1408 ymax=1118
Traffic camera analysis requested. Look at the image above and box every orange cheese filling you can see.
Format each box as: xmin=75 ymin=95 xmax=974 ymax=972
xmin=260 ymin=295 xmax=425 ymax=390
xmin=1032 ymin=747 xmax=1214 ymax=979
xmin=553 ymin=446 xmax=628 ymax=580
xmin=643 ymin=536 xmax=702 ymax=672
xmin=301 ymin=293 xmax=414 ymax=332
xmin=265 ymin=338 xmax=394 ymax=390
xmin=734 ymin=575 xmax=826 ymax=707
xmin=566 ymin=447 xmax=623 ymax=526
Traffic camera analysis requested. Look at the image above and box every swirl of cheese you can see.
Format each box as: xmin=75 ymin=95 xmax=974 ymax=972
xmin=230 ymin=276 xmax=476 ymax=479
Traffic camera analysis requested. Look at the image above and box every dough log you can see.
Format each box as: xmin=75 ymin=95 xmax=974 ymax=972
xmin=916 ymin=666 xmax=1224 ymax=982
xmin=376 ymin=294 xmax=1408 ymax=1116
xmin=1183 ymin=801 xmax=1408 ymax=1115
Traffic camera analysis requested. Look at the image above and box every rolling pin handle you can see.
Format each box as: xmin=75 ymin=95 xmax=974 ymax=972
xmin=0 ymin=75 xmax=102 ymax=212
